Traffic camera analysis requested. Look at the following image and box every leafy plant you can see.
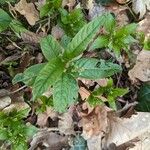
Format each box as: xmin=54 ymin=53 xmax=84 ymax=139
xmin=0 ymin=0 xmax=16 ymax=4
xmin=88 ymin=78 xmax=128 ymax=109
xmin=91 ymin=13 xmax=137 ymax=56
xmin=0 ymin=9 xmax=27 ymax=36
xmin=0 ymin=9 xmax=12 ymax=32
xmin=13 ymin=13 xmax=122 ymax=112
xmin=40 ymin=0 xmax=86 ymax=37
xmin=0 ymin=109 xmax=37 ymax=150
xmin=59 ymin=8 xmax=86 ymax=37
xmin=144 ymin=38 xmax=150 ymax=50
xmin=36 ymin=96 xmax=53 ymax=113
xmin=136 ymin=83 xmax=150 ymax=112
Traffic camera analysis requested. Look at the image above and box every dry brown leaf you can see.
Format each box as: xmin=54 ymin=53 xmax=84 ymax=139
xmin=128 ymin=50 xmax=150 ymax=82
xmin=128 ymin=132 xmax=150 ymax=150
xmin=96 ymin=78 xmax=108 ymax=87
xmin=105 ymin=112 xmax=150 ymax=148
xmin=29 ymin=130 xmax=69 ymax=150
xmin=21 ymin=31 xmax=44 ymax=44
xmin=79 ymin=105 xmax=108 ymax=139
xmin=132 ymin=0 xmax=150 ymax=19
xmin=62 ymin=0 xmax=76 ymax=10
xmin=58 ymin=112 xmax=75 ymax=135
xmin=106 ymin=4 xmax=129 ymax=26
xmin=88 ymin=3 xmax=106 ymax=20
xmin=36 ymin=107 xmax=58 ymax=127
xmin=51 ymin=25 xmax=64 ymax=40
xmin=0 ymin=94 xmax=11 ymax=110
xmin=79 ymin=78 xmax=95 ymax=88
xmin=3 ymin=100 xmax=30 ymax=113
xmin=84 ymin=111 xmax=150 ymax=150
xmin=87 ymin=134 xmax=104 ymax=150
xmin=137 ymin=12 xmax=150 ymax=40
xmin=79 ymin=87 xmax=91 ymax=101
xmin=15 ymin=0 xmax=39 ymax=25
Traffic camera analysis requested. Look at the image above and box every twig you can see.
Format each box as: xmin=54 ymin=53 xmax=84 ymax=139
xmin=116 ymin=101 xmax=138 ymax=114
xmin=10 ymin=85 xmax=27 ymax=95
xmin=0 ymin=85 xmax=27 ymax=98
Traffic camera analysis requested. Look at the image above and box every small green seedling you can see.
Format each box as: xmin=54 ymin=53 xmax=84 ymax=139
xmin=40 ymin=0 xmax=62 ymax=18
xmin=0 ymin=109 xmax=37 ymax=150
xmin=40 ymin=0 xmax=86 ymax=37
xmin=92 ymin=13 xmax=137 ymax=57
xmin=59 ymin=8 xmax=86 ymax=37
xmin=88 ymin=78 xmax=128 ymax=110
xmin=13 ymin=13 xmax=122 ymax=112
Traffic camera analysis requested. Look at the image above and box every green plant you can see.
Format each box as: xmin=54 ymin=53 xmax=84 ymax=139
xmin=0 ymin=0 xmax=16 ymax=5
xmin=13 ymin=13 xmax=122 ymax=112
xmin=0 ymin=109 xmax=37 ymax=150
xmin=40 ymin=0 xmax=62 ymax=18
xmin=88 ymin=78 xmax=128 ymax=109
xmin=36 ymin=96 xmax=53 ymax=113
xmin=40 ymin=0 xmax=86 ymax=37
xmin=0 ymin=9 xmax=27 ymax=36
xmin=59 ymin=8 xmax=86 ymax=37
xmin=136 ymin=83 xmax=150 ymax=112
xmin=0 ymin=9 xmax=12 ymax=32
xmin=91 ymin=13 xmax=137 ymax=57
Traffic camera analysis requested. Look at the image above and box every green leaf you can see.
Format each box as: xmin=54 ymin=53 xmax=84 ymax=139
xmin=63 ymin=13 xmax=107 ymax=60
xmin=60 ymin=35 xmax=72 ymax=48
xmin=12 ymin=142 xmax=28 ymax=150
xmin=53 ymin=73 xmax=79 ymax=112
xmin=33 ymin=58 xmax=65 ymax=99
xmin=91 ymin=35 xmax=109 ymax=49
xmin=104 ymin=13 xmax=115 ymax=32
xmin=0 ymin=0 xmax=16 ymax=4
xmin=40 ymin=3 xmax=51 ymax=18
xmin=88 ymin=95 xmax=104 ymax=107
xmin=9 ymin=19 xmax=27 ymax=36
xmin=115 ymin=23 xmax=137 ymax=38
xmin=13 ymin=63 xmax=46 ymax=86
xmin=16 ymin=108 xmax=30 ymax=119
xmin=144 ymin=38 xmax=150 ymax=50
xmin=107 ymin=96 xmax=116 ymax=110
xmin=109 ymin=88 xmax=128 ymax=98
xmin=77 ymin=61 xmax=122 ymax=80
xmin=0 ymin=9 xmax=12 ymax=32
xmin=0 ymin=128 xmax=8 ymax=140
xmin=59 ymin=8 xmax=86 ymax=37
xmin=12 ymin=73 xmax=24 ymax=84
xmin=40 ymin=0 xmax=62 ymax=17
xmin=73 ymin=58 xmax=99 ymax=69
xmin=24 ymin=125 xmax=37 ymax=138
xmin=40 ymin=35 xmax=64 ymax=61
xmin=136 ymin=83 xmax=150 ymax=112
xmin=93 ymin=78 xmax=113 ymax=96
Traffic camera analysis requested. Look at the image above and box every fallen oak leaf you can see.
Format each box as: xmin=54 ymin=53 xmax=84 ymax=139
xmin=79 ymin=87 xmax=91 ymax=101
xmin=105 ymin=112 xmax=150 ymax=147
xmin=29 ymin=129 xmax=69 ymax=150
xmin=21 ymin=31 xmax=44 ymax=45
xmin=128 ymin=50 xmax=150 ymax=82
xmin=36 ymin=107 xmax=58 ymax=127
xmin=15 ymin=0 xmax=39 ymax=25
xmin=79 ymin=105 xmax=108 ymax=139
xmin=137 ymin=12 xmax=150 ymax=41
xmin=132 ymin=0 xmax=150 ymax=19
xmin=58 ymin=112 xmax=75 ymax=135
